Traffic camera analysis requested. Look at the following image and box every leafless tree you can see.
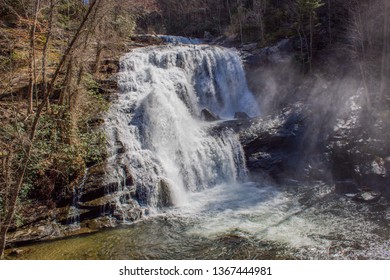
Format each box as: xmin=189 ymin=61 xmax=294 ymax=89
xmin=0 ymin=0 xmax=101 ymax=259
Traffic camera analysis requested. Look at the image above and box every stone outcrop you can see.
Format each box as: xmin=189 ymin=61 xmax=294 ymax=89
xmin=157 ymin=179 xmax=174 ymax=208
xmin=326 ymin=96 xmax=390 ymax=196
xmin=201 ymin=108 xmax=219 ymax=122
xmin=234 ymin=112 xmax=250 ymax=120
xmin=215 ymin=100 xmax=389 ymax=201
xmin=214 ymin=102 xmax=307 ymax=182
xmin=6 ymin=162 xmax=142 ymax=246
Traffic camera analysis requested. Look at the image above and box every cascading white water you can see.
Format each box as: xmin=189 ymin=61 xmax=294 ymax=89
xmin=67 ymin=169 xmax=88 ymax=227
xmin=104 ymin=45 xmax=260 ymax=211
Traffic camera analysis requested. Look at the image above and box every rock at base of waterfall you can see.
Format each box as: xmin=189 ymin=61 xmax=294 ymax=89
xmin=201 ymin=108 xmax=219 ymax=122
xmin=353 ymin=191 xmax=382 ymax=203
xmin=234 ymin=112 xmax=250 ymax=120
xmin=115 ymin=140 xmax=126 ymax=154
xmin=6 ymin=221 xmax=65 ymax=245
xmin=237 ymin=103 xmax=306 ymax=181
xmin=327 ymin=95 xmax=390 ymax=195
xmin=78 ymin=190 xmax=138 ymax=219
xmin=158 ymin=179 xmax=173 ymax=208
xmin=113 ymin=205 xmax=143 ymax=222
xmin=334 ymin=180 xmax=360 ymax=194
xmin=82 ymin=216 xmax=116 ymax=230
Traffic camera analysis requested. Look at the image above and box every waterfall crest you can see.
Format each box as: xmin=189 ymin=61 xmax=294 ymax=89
xmin=105 ymin=45 xmax=260 ymax=211
xmin=157 ymin=35 xmax=203 ymax=45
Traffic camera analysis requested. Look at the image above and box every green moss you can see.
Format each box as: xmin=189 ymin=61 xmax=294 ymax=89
xmin=11 ymin=49 xmax=28 ymax=62
xmin=79 ymin=130 xmax=107 ymax=166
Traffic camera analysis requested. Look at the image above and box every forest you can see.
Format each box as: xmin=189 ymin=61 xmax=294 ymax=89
xmin=0 ymin=0 xmax=389 ymax=260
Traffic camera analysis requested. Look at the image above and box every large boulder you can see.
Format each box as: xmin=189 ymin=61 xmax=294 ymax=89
xmin=234 ymin=112 xmax=250 ymax=120
xmin=157 ymin=179 xmax=174 ymax=208
xmin=334 ymin=180 xmax=360 ymax=194
xmin=238 ymin=103 xmax=306 ymax=179
xmin=7 ymin=221 xmax=65 ymax=246
xmin=213 ymin=102 xmax=307 ymax=182
xmin=201 ymin=108 xmax=219 ymax=122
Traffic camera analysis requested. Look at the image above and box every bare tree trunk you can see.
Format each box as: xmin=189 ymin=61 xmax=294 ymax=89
xmin=42 ymin=0 xmax=55 ymax=111
xmin=359 ymin=61 xmax=371 ymax=110
xmin=0 ymin=142 xmax=31 ymax=259
xmin=238 ymin=1 xmax=244 ymax=44
xmin=298 ymin=13 xmax=309 ymax=73
xmin=59 ymin=59 xmax=74 ymax=106
xmin=0 ymin=151 xmax=12 ymax=259
xmin=94 ymin=43 xmax=104 ymax=75
xmin=355 ymin=1 xmax=371 ymax=110
xmin=30 ymin=0 xmax=100 ymax=138
xmin=309 ymin=12 xmax=313 ymax=73
xmin=254 ymin=0 xmax=265 ymax=44
xmin=297 ymin=26 xmax=305 ymax=71
xmin=226 ymin=0 xmax=232 ymax=22
xmin=0 ymin=227 xmax=8 ymax=259
xmin=27 ymin=0 xmax=40 ymax=114
xmin=379 ymin=0 xmax=389 ymax=105
xmin=259 ymin=14 xmax=265 ymax=43
xmin=0 ymin=0 xmax=100 ymax=259
xmin=328 ymin=0 xmax=332 ymax=44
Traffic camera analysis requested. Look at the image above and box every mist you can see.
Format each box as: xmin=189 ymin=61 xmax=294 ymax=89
xmin=243 ymin=0 xmax=389 ymax=194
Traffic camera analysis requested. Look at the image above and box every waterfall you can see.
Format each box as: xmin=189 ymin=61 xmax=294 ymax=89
xmin=67 ymin=169 xmax=88 ymax=227
xmin=105 ymin=44 xmax=260 ymax=211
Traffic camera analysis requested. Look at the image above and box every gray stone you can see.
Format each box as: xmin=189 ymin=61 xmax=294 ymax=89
xmin=201 ymin=108 xmax=219 ymax=122
xmin=334 ymin=180 xmax=360 ymax=194
xmin=157 ymin=179 xmax=174 ymax=208
xmin=234 ymin=112 xmax=250 ymax=120
xmin=353 ymin=191 xmax=382 ymax=203
xmin=84 ymin=217 xmax=116 ymax=230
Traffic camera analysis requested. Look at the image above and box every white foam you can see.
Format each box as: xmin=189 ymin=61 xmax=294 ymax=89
xmin=105 ymin=45 xmax=259 ymax=210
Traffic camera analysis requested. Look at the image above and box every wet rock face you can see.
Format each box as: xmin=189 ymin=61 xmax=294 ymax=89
xmin=157 ymin=179 xmax=173 ymax=208
xmin=7 ymin=162 xmax=142 ymax=246
xmin=201 ymin=108 xmax=219 ymax=122
xmin=326 ymin=96 xmax=390 ymax=195
xmin=216 ymin=98 xmax=389 ymax=199
xmin=334 ymin=181 xmax=383 ymax=203
xmin=71 ymin=163 xmax=140 ymax=224
xmin=353 ymin=191 xmax=382 ymax=203
xmin=334 ymin=180 xmax=360 ymax=194
xmin=7 ymin=220 xmax=65 ymax=246
xmin=234 ymin=112 xmax=250 ymax=120
xmin=239 ymin=103 xmax=306 ymax=181
xmin=79 ymin=164 xmax=134 ymax=203
xmin=214 ymin=102 xmax=307 ymax=182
